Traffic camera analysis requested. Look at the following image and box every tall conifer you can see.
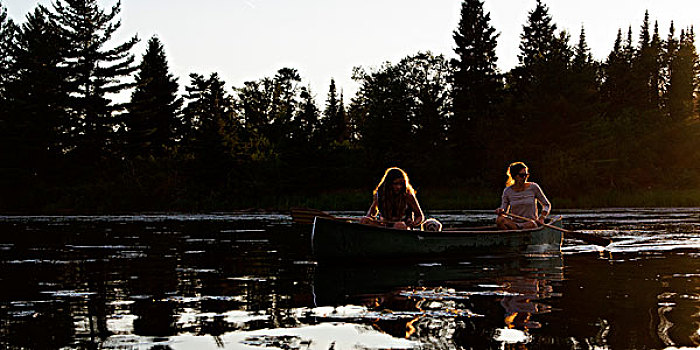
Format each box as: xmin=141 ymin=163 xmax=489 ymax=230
xmin=451 ymin=0 xmax=501 ymax=157
xmin=49 ymin=0 xmax=138 ymax=158
xmin=181 ymin=73 xmax=235 ymax=159
xmin=667 ymin=28 xmax=699 ymax=120
xmin=634 ymin=11 xmax=660 ymax=114
xmin=126 ymin=36 xmax=182 ymax=158
xmin=322 ymin=78 xmax=345 ymax=144
xmin=0 ymin=2 xmax=16 ymax=100
xmin=2 ymin=7 xmax=70 ymax=170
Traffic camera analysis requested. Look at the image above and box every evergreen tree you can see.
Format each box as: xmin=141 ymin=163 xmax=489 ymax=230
xmin=451 ymin=0 xmax=501 ymax=164
xmin=572 ymin=26 xmax=593 ymax=69
xmin=49 ymin=0 xmax=139 ymax=159
xmin=602 ymin=29 xmax=632 ymax=118
xmin=294 ymin=85 xmax=320 ymax=145
xmin=0 ymin=2 xmax=16 ymax=100
xmin=2 ymin=7 xmax=71 ymax=170
xmin=337 ymin=92 xmax=348 ymax=142
xmin=649 ymin=21 xmax=663 ymax=110
xmin=667 ymin=27 xmax=699 ymax=121
xmin=234 ymin=77 xmax=278 ymax=161
xmin=507 ymin=0 xmax=573 ymax=151
xmin=569 ymin=25 xmax=600 ymax=128
xmin=517 ymin=0 xmax=560 ymax=69
xmin=662 ymin=22 xmax=679 ymax=115
xmin=321 ymin=78 xmax=346 ymax=144
xmin=181 ymin=72 xmax=236 ymax=159
xmin=125 ymin=36 xmax=182 ymax=158
xmin=269 ymin=67 xmax=301 ymax=145
xmin=236 ymin=77 xmax=273 ymax=133
xmin=633 ymin=11 xmax=661 ymax=114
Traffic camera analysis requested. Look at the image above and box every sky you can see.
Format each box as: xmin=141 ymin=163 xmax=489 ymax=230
xmin=3 ymin=0 xmax=700 ymax=103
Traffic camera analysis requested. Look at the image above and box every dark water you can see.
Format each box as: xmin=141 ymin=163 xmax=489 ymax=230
xmin=1 ymin=209 xmax=700 ymax=349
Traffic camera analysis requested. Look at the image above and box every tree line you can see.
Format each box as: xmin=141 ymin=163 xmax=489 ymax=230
xmin=0 ymin=0 xmax=698 ymax=212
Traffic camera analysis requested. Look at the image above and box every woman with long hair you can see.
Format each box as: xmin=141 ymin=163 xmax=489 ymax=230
xmin=360 ymin=167 xmax=424 ymax=229
xmin=495 ymin=162 xmax=551 ymax=230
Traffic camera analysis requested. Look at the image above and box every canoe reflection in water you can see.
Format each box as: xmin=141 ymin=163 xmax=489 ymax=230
xmin=312 ymin=252 xmax=564 ymax=345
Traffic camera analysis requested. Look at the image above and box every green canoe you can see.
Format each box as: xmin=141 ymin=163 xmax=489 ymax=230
xmin=311 ymin=216 xmax=564 ymax=260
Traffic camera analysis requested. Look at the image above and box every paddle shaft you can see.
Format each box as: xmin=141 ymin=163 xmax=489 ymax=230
xmin=290 ymin=207 xmax=409 ymax=227
xmin=502 ymin=212 xmax=611 ymax=246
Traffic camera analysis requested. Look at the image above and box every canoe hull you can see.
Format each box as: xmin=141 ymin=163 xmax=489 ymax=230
xmin=311 ymin=216 xmax=563 ymax=260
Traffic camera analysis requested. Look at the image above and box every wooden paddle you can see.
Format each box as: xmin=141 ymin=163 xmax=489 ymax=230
xmin=290 ymin=207 xmax=359 ymax=225
xmin=290 ymin=207 xmax=403 ymax=227
xmin=503 ymin=212 xmax=612 ymax=247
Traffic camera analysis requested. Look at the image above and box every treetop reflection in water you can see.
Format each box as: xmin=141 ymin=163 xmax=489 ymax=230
xmin=1 ymin=208 xmax=700 ymax=349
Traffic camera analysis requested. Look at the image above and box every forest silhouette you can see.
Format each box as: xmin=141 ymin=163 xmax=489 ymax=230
xmin=0 ymin=0 xmax=698 ymax=213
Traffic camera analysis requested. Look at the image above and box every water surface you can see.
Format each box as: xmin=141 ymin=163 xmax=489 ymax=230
xmin=1 ymin=208 xmax=700 ymax=349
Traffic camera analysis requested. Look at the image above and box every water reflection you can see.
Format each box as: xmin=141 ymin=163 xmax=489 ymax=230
xmin=1 ymin=210 xmax=700 ymax=349
xmin=312 ymin=253 xmax=563 ymax=348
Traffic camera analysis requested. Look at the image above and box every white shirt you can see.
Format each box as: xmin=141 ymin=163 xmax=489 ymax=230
xmin=498 ymin=182 xmax=551 ymax=222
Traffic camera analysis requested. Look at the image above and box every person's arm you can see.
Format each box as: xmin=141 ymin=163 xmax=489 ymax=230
xmin=366 ymin=193 xmax=379 ymax=218
xmin=533 ymin=183 xmax=551 ymax=223
xmin=495 ymin=188 xmax=510 ymax=215
xmin=360 ymin=194 xmax=379 ymax=225
xmin=406 ymin=193 xmax=424 ymax=227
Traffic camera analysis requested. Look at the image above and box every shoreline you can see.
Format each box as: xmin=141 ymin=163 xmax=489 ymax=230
xmin=3 ymin=188 xmax=700 ymax=215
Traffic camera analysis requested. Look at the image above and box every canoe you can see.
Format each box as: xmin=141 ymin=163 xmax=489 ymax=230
xmin=311 ymin=216 xmax=564 ymax=261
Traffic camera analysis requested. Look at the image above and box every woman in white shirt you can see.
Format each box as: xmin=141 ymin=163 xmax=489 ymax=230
xmin=495 ymin=162 xmax=551 ymax=230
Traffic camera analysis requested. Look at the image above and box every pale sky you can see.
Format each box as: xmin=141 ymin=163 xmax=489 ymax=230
xmin=4 ymin=0 xmax=700 ymax=103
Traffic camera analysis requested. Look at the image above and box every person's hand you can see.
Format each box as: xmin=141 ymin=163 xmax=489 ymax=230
xmin=394 ymin=221 xmax=408 ymax=230
xmin=360 ymin=216 xmax=374 ymax=224
xmin=536 ymin=216 xmax=545 ymax=225
xmin=495 ymin=208 xmax=505 ymax=215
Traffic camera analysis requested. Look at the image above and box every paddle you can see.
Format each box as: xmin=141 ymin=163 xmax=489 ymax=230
xmin=503 ymin=212 xmax=612 ymax=247
xmin=290 ymin=207 xmax=359 ymax=225
xmin=289 ymin=207 xmax=403 ymax=227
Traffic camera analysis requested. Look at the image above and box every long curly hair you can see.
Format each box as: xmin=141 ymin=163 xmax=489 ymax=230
xmin=373 ymin=167 xmax=416 ymax=220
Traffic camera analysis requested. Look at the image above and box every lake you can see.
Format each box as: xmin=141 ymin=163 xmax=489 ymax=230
xmin=1 ymin=208 xmax=700 ymax=349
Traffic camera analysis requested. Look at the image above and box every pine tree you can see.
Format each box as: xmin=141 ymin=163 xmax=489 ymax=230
xmin=269 ymin=67 xmax=301 ymax=145
xmin=667 ymin=27 xmax=699 ymax=121
xmin=0 ymin=2 xmax=17 ymax=100
xmin=321 ymin=78 xmax=345 ymax=144
xmin=633 ymin=11 xmax=660 ymax=114
xmin=573 ymin=26 xmax=593 ymax=69
xmin=294 ymin=85 xmax=320 ymax=145
xmin=602 ymin=29 xmax=629 ymax=117
xmin=509 ymin=0 xmax=572 ymax=94
xmin=181 ymin=73 xmax=236 ymax=159
xmin=517 ymin=0 xmax=559 ymax=69
xmin=234 ymin=77 xmax=277 ymax=161
xmin=2 ymin=7 xmax=71 ymax=170
xmin=649 ymin=21 xmax=663 ymax=110
xmin=662 ymin=22 xmax=679 ymax=116
xmin=569 ymin=25 xmax=600 ymax=127
xmin=125 ymin=36 xmax=182 ymax=158
xmin=49 ymin=0 xmax=139 ymax=159
xmin=507 ymin=0 xmax=573 ymax=149
xmin=451 ymin=0 xmax=501 ymax=157
xmin=337 ymin=92 xmax=348 ymax=142
xmin=236 ymin=78 xmax=273 ymax=133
